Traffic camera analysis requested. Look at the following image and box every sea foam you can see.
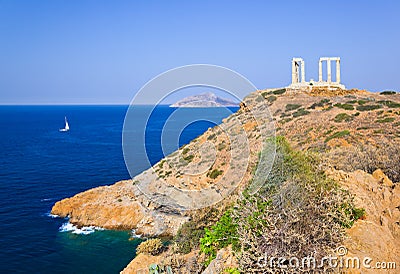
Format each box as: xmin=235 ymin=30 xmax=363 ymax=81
xmin=130 ymin=229 xmax=142 ymax=238
xmin=59 ymin=222 xmax=104 ymax=235
xmin=45 ymin=212 xmax=59 ymax=218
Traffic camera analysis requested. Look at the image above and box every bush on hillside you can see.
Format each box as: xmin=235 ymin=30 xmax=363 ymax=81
xmin=356 ymin=104 xmax=382 ymax=111
xmin=334 ymin=103 xmax=354 ymax=110
xmin=334 ymin=113 xmax=353 ymax=123
xmin=137 ymin=238 xmax=164 ymax=255
xmin=285 ymin=103 xmax=301 ymax=111
xmin=380 ymin=90 xmax=396 ymax=95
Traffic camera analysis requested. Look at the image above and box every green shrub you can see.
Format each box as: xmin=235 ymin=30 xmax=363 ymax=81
xmin=325 ymin=130 xmax=350 ymax=142
xmin=261 ymin=88 xmax=286 ymax=97
xmin=136 ymin=238 xmax=164 ymax=255
xmin=334 ymin=103 xmax=354 ymax=110
xmin=309 ymin=99 xmax=331 ymax=109
xmin=280 ymin=112 xmax=291 ymax=118
xmin=334 ymin=113 xmax=353 ymax=122
xmin=281 ymin=117 xmax=293 ymax=124
xmin=292 ymin=108 xmax=310 ymax=117
xmin=148 ymin=264 xmax=173 ymax=274
xmin=337 ymin=204 xmax=366 ymax=228
xmin=356 ymin=104 xmax=382 ymax=111
xmin=173 ymin=221 xmax=205 ymax=254
xmin=164 ymin=170 xmax=172 ymax=176
xmin=357 ymin=100 xmax=367 ymax=105
xmin=183 ymin=154 xmax=194 ymax=162
xmin=376 ymin=117 xmax=395 ymax=123
xmin=207 ymin=133 xmax=216 ymax=140
xmin=285 ymin=103 xmax=301 ymax=111
xmin=224 ymin=268 xmax=240 ymax=274
xmin=200 ymin=210 xmax=238 ymax=266
xmin=272 ymin=88 xmax=286 ymax=95
xmin=217 ymin=143 xmax=226 ymax=151
xmin=182 ymin=147 xmax=190 ymax=155
xmin=380 ymin=90 xmax=396 ymax=95
xmin=207 ymin=169 xmax=223 ymax=179
xmin=266 ymin=95 xmax=277 ymax=103
xmin=378 ymin=100 xmax=400 ymax=108
xmin=158 ymin=160 xmax=165 ymax=169
xmin=261 ymin=91 xmax=269 ymax=98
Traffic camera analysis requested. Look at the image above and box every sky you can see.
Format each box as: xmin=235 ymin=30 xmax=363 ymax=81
xmin=0 ymin=0 xmax=399 ymax=104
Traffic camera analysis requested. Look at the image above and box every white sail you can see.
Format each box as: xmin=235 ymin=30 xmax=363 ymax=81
xmin=65 ymin=117 xmax=69 ymax=130
xmin=60 ymin=116 xmax=70 ymax=132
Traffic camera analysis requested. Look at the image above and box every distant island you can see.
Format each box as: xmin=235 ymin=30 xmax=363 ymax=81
xmin=169 ymin=92 xmax=239 ymax=107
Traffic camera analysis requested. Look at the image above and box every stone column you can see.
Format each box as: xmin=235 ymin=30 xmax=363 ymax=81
xmin=318 ymin=60 xmax=322 ymax=82
xmin=327 ymin=58 xmax=332 ymax=83
xmin=301 ymin=61 xmax=305 ymax=83
xmin=292 ymin=59 xmax=297 ymax=84
xmin=336 ymin=59 xmax=340 ymax=83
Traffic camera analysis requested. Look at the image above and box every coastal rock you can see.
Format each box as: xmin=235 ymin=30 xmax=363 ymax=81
xmin=372 ymin=168 xmax=394 ymax=187
xmin=329 ymin=169 xmax=400 ymax=267
xmin=120 ymin=253 xmax=162 ymax=274
xmin=202 ymin=245 xmax=237 ymax=274
xmin=51 ymin=180 xmax=189 ymax=236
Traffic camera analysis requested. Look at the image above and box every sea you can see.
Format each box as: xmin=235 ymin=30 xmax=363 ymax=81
xmin=0 ymin=105 xmax=238 ymax=273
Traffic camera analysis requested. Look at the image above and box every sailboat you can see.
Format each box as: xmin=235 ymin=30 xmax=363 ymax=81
xmin=59 ymin=117 xmax=70 ymax=132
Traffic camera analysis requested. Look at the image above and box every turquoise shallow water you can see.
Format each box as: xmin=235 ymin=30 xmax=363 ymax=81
xmin=0 ymin=105 xmax=237 ymax=273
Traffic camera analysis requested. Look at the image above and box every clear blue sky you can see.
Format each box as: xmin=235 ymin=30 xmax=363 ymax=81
xmin=0 ymin=0 xmax=399 ymax=104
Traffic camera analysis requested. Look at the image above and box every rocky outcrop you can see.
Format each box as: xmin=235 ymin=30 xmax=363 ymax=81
xmin=51 ymin=180 xmax=189 ymax=236
xmin=202 ymin=245 xmax=237 ymax=274
xmin=327 ymin=168 xmax=400 ymax=270
xmin=121 ymin=250 xmax=204 ymax=274
xmin=121 ymin=253 xmax=162 ymax=273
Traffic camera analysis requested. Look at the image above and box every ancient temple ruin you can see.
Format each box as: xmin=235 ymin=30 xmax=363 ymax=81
xmin=289 ymin=57 xmax=345 ymax=89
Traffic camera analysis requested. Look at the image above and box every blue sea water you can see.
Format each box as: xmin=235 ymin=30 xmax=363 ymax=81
xmin=0 ymin=105 xmax=237 ymax=273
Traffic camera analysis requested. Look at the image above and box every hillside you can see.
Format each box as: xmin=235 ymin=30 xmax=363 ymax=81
xmin=51 ymin=87 xmax=400 ymax=273
xmin=170 ymin=92 xmax=238 ymax=107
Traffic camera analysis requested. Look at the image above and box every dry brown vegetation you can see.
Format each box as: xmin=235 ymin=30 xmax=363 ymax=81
xmin=328 ymin=141 xmax=400 ymax=183
xmin=136 ymin=238 xmax=164 ymax=256
xmin=232 ymin=137 xmax=362 ymax=273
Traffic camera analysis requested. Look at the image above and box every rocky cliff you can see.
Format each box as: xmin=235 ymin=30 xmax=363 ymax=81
xmin=52 ymin=87 xmax=400 ymax=273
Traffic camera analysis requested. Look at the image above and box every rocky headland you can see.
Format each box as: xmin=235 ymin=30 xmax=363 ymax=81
xmin=52 ymin=87 xmax=400 ymax=273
